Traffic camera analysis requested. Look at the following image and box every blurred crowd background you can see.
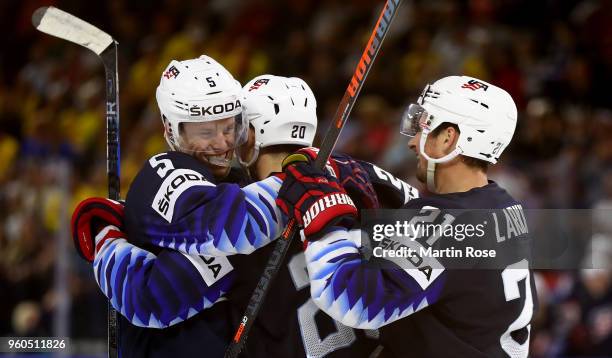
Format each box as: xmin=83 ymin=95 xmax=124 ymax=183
xmin=1 ymin=0 xmax=612 ymax=356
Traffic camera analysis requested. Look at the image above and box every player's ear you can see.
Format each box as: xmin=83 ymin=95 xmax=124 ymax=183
xmin=440 ymin=125 xmax=460 ymax=155
xmin=444 ymin=125 xmax=457 ymax=143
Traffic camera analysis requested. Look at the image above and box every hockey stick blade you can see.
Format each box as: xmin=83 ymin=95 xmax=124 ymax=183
xmin=32 ymin=6 xmax=115 ymax=55
xmin=224 ymin=1 xmax=402 ymax=357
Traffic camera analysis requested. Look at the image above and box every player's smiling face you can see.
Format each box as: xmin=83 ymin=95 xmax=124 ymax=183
xmin=180 ymin=117 xmax=237 ymax=178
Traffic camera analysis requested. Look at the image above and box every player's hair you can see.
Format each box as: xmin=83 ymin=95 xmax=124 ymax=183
xmin=431 ymin=123 xmax=489 ymax=172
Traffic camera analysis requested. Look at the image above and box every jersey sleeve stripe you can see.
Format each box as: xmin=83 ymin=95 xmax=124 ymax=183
xmin=304 ymin=228 xmax=446 ymax=329
xmin=93 ymin=231 xmax=234 ymax=328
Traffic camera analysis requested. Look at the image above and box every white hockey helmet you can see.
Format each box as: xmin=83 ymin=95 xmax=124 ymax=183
xmin=239 ymin=75 xmax=317 ymax=166
xmin=400 ymin=75 xmax=517 ymax=190
xmin=155 ymin=55 xmax=247 ymax=166
xmin=401 ymin=75 xmax=517 ymax=164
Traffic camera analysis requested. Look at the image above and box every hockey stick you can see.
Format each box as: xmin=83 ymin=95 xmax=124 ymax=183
xmin=32 ymin=7 xmax=121 ymax=358
xmin=225 ymin=1 xmax=402 ymax=356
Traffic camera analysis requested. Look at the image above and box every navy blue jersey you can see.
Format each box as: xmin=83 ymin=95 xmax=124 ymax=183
xmin=304 ymin=181 xmax=537 ymax=357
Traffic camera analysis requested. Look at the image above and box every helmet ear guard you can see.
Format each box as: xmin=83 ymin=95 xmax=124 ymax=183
xmin=456 ymin=124 xmax=497 ymax=164
xmin=456 ymin=123 xmax=515 ymax=164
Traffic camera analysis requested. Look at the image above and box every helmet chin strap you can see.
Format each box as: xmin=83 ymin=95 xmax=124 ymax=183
xmin=426 ymin=160 xmax=436 ymax=192
xmin=419 ymin=130 xmax=463 ymax=193
xmin=238 ymin=141 xmax=261 ymax=167
xmin=164 ymin=130 xmax=178 ymax=151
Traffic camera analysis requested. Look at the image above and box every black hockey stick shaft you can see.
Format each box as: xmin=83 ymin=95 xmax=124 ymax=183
xmin=100 ymin=43 xmax=121 ymax=358
xmin=224 ymin=1 xmax=401 ymax=356
xmin=100 ymin=45 xmax=121 ymax=202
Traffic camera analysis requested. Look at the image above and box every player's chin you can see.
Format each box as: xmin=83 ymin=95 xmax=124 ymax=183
xmin=196 ymin=151 xmax=233 ymax=175
xmin=210 ymin=164 xmax=231 ymax=179
xmin=206 ymin=156 xmax=232 ymax=178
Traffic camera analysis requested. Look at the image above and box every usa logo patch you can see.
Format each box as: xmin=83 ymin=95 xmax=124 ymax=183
xmin=163 ymin=66 xmax=180 ymax=79
xmin=461 ymin=79 xmax=489 ymax=91
xmin=248 ymin=78 xmax=270 ymax=92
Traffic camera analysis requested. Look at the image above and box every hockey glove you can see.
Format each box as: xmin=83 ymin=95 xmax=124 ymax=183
xmin=276 ymin=154 xmax=357 ymax=241
xmin=330 ymin=153 xmax=380 ymax=211
xmin=293 ymin=147 xmax=380 ymax=212
xmin=71 ymin=197 xmax=125 ymax=262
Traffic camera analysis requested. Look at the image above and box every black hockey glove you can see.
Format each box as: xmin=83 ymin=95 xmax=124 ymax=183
xmin=276 ymin=153 xmax=357 ymax=241
xmin=290 ymin=147 xmax=380 ymax=212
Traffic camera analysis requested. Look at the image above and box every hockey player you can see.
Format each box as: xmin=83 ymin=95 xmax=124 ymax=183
xmin=275 ymin=76 xmax=537 ymax=357
xmin=227 ymin=74 xmax=394 ymax=357
xmin=71 ymin=62 xmax=414 ymax=357
xmin=73 ymin=55 xmax=284 ymax=357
